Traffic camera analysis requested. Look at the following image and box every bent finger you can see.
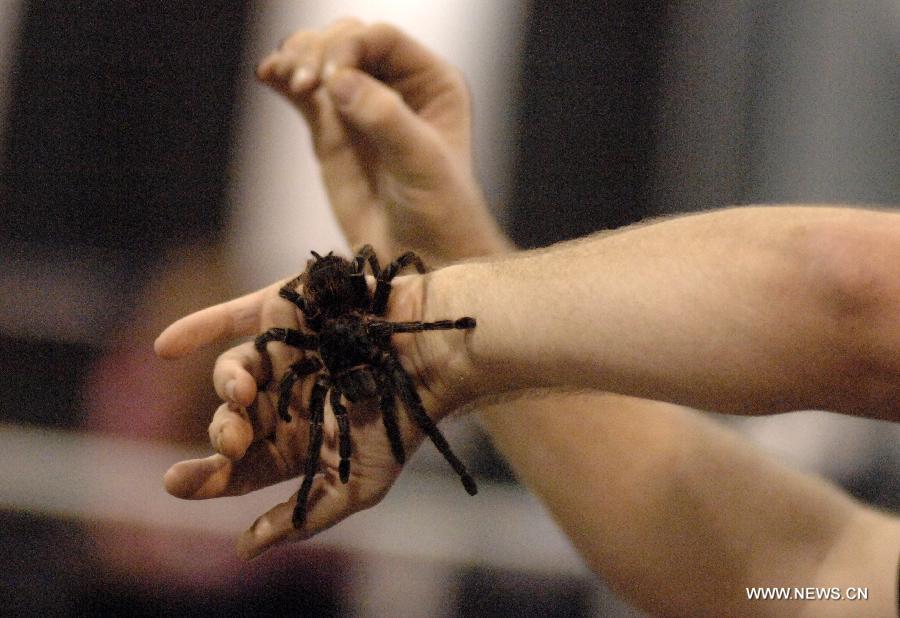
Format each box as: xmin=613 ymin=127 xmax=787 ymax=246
xmin=208 ymin=402 xmax=255 ymax=460
xmin=163 ymin=440 xmax=293 ymax=500
xmin=213 ymin=341 xmax=269 ymax=407
xmin=208 ymin=394 xmax=280 ymax=459
xmin=322 ymin=22 xmax=447 ymax=93
xmin=163 ymin=453 xmax=235 ymax=499
xmin=325 ymin=68 xmax=447 ymax=187
xmin=235 ymin=477 xmax=354 ymax=560
xmin=284 ymin=18 xmax=365 ymax=94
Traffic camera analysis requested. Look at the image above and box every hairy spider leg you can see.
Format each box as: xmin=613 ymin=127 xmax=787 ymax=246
xmin=350 ymin=245 xmax=384 ymax=311
xmin=254 ymin=327 xmax=319 ymax=353
xmin=364 ymin=316 xmax=477 ymax=463
xmin=376 ymin=372 xmax=406 ymax=465
xmin=329 ymin=388 xmax=352 ymax=483
xmin=382 ymin=354 xmax=478 ymax=496
xmin=276 ymin=357 xmax=322 ymax=422
xmin=372 ymin=251 xmax=427 ymax=316
xmin=293 ymin=377 xmax=329 ymax=528
xmin=278 ymin=276 xmax=306 ymax=312
xmin=256 ymin=329 xmax=321 ymax=423
xmin=370 ymin=318 xmax=476 ymax=335
xmin=352 ymin=244 xmax=382 ymax=277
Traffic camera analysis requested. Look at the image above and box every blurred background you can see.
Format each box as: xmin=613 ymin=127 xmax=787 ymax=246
xmin=0 ymin=1 xmax=897 ymax=616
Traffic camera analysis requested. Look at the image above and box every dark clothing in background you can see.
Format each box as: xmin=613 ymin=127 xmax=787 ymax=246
xmin=508 ymin=2 xmax=669 ymax=247
xmin=0 ymin=1 xmax=249 ymax=428
xmin=1 ymin=1 xmax=247 ymax=254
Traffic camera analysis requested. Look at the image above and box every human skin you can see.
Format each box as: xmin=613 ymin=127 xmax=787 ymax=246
xmin=416 ymin=205 xmax=900 ymax=421
xmin=157 ymin=20 xmax=899 ymax=616
xmin=158 ymin=206 xmax=900 ymax=615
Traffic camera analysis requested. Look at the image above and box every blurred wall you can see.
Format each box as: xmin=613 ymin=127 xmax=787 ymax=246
xmin=653 ymin=0 xmax=900 ymax=210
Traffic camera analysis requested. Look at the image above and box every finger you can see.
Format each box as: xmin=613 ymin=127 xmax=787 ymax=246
xmin=236 ymin=477 xmax=354 ymax=560
xmin=236 ymin=495 xmax=298 ymax=560
xmin=286 ymin=43 xmax=318 ymax=94
xmin=325 ymin=67 xmax=447 ymax=186
xmin=256 ymin=49 xmax=293 ymax=82
xmin=258 ymin=45 xmax=315 ymax=94
xmin=163 ymin=440 xmax=292 ymax=500
xmin=255 ymin=51 xmax=279 ymax=81
xmin=154 ymin=280 xmax=285 ymax=359
xmin=321 ymin=22 xmax=445 ymax=91
xmin=164 ymin=453 xmax=234 ymax=499
xmin=258 ymin=19 xmax=364 ymax=100
xmin=208 ymin=394 xmax=280 ymax=460
xmin=213 ymin=341 xmax=269 ymax=407
xmin=282 ymin=18 xmax=365 ymax=95
xmin=208 ymin=402 xmax=255 ymax=460
xmin=268 ymin=80 xmax=345 ymax=163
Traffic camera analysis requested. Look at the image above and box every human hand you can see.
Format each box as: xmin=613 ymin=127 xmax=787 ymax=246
xmin=156 ymin=270 xmax=474 ymax=559
xmin=256 ymin=19 xmax=511 ymax=263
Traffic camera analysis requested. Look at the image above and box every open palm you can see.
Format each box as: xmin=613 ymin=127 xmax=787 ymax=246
xmin=157 ymin=277 xmax=427 ymax=559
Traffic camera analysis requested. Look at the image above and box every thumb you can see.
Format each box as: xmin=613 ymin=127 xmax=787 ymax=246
xmin=235 ymin=479 xmax=355 ymax=560
xmin=324 ymin=68 xmax=447 ymax=187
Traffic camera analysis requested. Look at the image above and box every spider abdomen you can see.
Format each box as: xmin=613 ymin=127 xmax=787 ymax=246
xmin=334 ymin=366 xmax=379 ymax=402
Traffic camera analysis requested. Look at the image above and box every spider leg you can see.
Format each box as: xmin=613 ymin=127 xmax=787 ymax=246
xmin=278 ymin=275 xmax=307 ymax=313
xmin=276 ymin=357 xmax=322 ymax=422
xmin=293 ymin=377 xmax=328 ymax=528
xmin=255 ymin=327 xmax=319 ymax=353
xmin=368 ymin=318 xmax=476 ymax=340
xmin=329 ymin=387 xmax=352 ymax=483
xmin=377 ymin=372 xmax=406 ymax=465
xmin=382 ymin=354 xmax=477 ymax=496
xmin=352 ymin=244 xmax=382 ymax=277
xmin=350 ymin=245 xmax=381 ymax=310
xmin=372 ymin=251 xmax=427 ymax=316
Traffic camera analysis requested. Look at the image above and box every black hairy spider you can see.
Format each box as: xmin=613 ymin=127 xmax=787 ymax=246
xmin=254 ymin=245 xmax=478 ymax=528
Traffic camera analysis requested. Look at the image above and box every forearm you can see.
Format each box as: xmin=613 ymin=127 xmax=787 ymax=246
xmin=479 ymin=393 xmax=899 ymax=616
xmin=430 ymin=205 xmax=900 ymax=418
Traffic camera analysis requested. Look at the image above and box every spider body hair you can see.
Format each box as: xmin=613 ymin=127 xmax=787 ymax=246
xmin=255 ymin=246 xmax=478 ymax=528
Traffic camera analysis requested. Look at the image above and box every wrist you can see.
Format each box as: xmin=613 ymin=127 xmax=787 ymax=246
xmin=401 ymin=163 xmax=513 ymax=265
xmin=437 ymin=171 xmax=515 ymax=259
xmin=387 ymin=269 xmax=483 ymax=418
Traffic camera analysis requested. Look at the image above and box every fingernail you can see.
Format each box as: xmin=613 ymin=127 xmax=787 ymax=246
xmin=236 ymin=533 xmax=261 ymax=561
xmin=322 ymin=60 xmax=338 ymax=81
xmin=225 ymin=379 xmax=237 ymax=401
xmin=328 ymin=71 xmax=361 ymax=108
xmin=255 ymin=55 xmax=276 ymax=80
xmin=236 ymin=517 xmax=270 ymax=560
xmin=289 ymin=66 xmax=313 ymax=93
xmin=220 ymin=425 xmax=234 ymax=452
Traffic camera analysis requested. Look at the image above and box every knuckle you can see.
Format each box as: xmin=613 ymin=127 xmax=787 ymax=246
xmin=311 ymin=126 xmax=348 ymax=161
xmin=368 ymin=21 xmax=400 ymax=41
xmin=434 ymin=66 xmax=472 ymax=111
xmin=364 ymin=88 xmax=404 ymax=129
xmin=447 ymin=67 xmax=471 ymax=98
xmin=281 ymin=31 xmax=314 ymax=53
xmin=329 ymin=16 xmax=366 ymax=35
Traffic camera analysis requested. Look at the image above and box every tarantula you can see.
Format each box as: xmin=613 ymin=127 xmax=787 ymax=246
xmin=254 ymin=245 xmax=478 ymax=528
